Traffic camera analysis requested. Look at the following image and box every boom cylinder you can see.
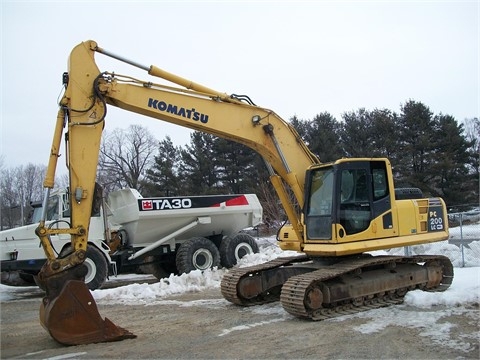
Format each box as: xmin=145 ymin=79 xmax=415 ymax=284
xmin=94 ymin=42 xmax=236 ymax=103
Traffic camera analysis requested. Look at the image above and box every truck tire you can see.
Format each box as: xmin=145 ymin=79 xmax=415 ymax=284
xmin=1 ymin=271 xmax=33 ymax=286
xmin=219 ymin=233 xmax=259 ymax=268
xmin=139 ymin=255 xmax=170 ymax=280
xmin=176 ymin=237 xmax=221 ymax=274
xmin=59 ymin=245 xmax=108 ymax=290
xmin=18 ymin=271 xmax=36 ymax=284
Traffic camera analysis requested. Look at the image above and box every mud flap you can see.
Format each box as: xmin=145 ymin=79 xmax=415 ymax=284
xmin=39 ymin=280 xmax=136 ymax=345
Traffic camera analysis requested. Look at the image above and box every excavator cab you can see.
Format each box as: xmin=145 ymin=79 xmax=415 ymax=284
xmin=298 ymin=157 xmax=448 ymax=257
xmin=224 ymin=157 xmax=452 ymax=315
xmin=304 ymin=159 xmax=392 ymax=240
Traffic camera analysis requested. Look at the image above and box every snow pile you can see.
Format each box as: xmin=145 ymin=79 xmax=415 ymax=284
xmin=90 ymin=234 xmax=480 ymax=309
xmin=93 ymin=237 xmax=302 ymax=304
xmin=384 ymin=240 xmax=480 ymax=268
xmin=93 ymin=268 xmax=226 ymax=304
xmin=236 ymin=238 xmax=300 ymax=267
xmin=450 ymin=223 xmax=479 ymax=240
xmin=405 ymin=267 xmax=480 ymax=308
xmin=376 ymin=222 xmax=480 ymax=268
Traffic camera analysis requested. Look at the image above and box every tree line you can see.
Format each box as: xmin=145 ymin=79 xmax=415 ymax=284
xmin=1 ymin=100 xmax=478 ymax=229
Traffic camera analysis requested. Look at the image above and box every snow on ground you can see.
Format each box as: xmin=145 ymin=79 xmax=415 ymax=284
xmin=88 ymin=233 xmax=480 ymax=354
xmin=91 ymin=235 xmax=480 ymax=307
xmin=1 ymin=227 xmax=479 ymax=353
xmin=91 ymin=237 xmax=291 ymax=305
xmin=1 ymin=233 xmax=478 ymax=307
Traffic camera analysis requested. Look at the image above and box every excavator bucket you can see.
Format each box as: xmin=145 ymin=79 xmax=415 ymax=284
xmin=39 ymin=280 xmax=136 ymax=345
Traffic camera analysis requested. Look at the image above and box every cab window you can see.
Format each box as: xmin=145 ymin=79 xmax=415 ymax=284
xmin=306 ymin=168 xmax=334 ymax=239
xmin=339 ymin=168 xmax=371 ymax=235
xmin=373 ymin=167 xmax=388 ymax=200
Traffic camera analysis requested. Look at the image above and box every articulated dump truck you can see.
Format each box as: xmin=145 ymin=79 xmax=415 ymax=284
xmin=1 ymin=187 xmax=263 ymax=290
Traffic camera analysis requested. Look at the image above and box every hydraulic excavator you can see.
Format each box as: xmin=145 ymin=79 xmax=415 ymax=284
xmin=35 ymin=40 xmax=453 ymax=345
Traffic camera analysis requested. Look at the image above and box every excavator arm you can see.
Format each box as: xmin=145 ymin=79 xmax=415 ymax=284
xmin=35 ymin=40 xmax=320 ymax=345
xmin=38 ymin=41 xmax=320 ymax=272
xmin=38 ymin=39 xmax=321 ymax=270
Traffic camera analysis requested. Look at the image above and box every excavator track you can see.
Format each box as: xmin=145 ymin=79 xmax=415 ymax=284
xmin=281 ymin=255 xmax=453 ymax=320
xmin=221 ymin=255 xmax=310 ymax=305
xmin=221 ymin=254 xmax=453 ymax=321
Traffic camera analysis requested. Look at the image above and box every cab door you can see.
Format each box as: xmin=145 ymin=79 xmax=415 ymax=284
xmin=336 ymin=160 xmax=393 ymax=239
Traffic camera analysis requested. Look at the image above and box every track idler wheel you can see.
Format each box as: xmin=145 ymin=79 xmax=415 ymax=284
xmin=40 ymin=280 xmax=136 ymax=345
xmin=305 ymin=287 xmax=323 ymax=311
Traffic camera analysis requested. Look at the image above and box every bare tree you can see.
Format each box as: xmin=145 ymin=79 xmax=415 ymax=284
xmin=98 ymin=125 xmax=157 ymax=194
xmin=463 ymin=117 xmax=480 ymax=206
xmin=0 ymin=156 xmax=4 ymax=229
xmin=21 ymin=164 xmax=46 ymax=203
xmin=1 ymin=167 xmax=18 ymax=229
xmin=56 ymin=172 xmax=70 ymax=191
xmin=255 ymin=178 xmax=296 ymax=236
xmin=0 ymin=164 xmax=46 ymax=229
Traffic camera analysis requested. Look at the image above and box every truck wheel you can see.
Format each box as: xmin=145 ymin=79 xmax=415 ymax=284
xmin=59 ymin=245 xmax=108 ymax=290
xmin=139 ymin=256 xmax=170 ymax=280
xmin=219 ymin=233 xmax=259 ymax=268
xmin=18 ymin=271 xmax=37 ymax=284
xmin=1 ymin=271 xmax=33 ymax=286
xmin=176 ymin=237 xmax=220 ymax=274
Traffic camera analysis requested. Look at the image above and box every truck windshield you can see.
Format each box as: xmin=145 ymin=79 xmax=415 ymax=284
xmin=31 ymin=195 xmax=59 ymax=223
xmin=306 ymin=167 xmax=334 ymax=239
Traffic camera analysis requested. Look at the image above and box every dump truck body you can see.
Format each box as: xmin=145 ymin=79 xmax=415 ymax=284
xmin=1 ymin=188 xmax=263 ymax=289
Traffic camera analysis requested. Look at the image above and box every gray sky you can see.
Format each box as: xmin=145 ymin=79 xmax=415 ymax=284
xmin=1 ymin=1 xmax=478 ymax=170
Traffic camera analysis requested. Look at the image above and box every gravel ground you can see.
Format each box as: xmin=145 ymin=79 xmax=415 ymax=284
xmin=1 ymin=281 xmax=479 ymax=360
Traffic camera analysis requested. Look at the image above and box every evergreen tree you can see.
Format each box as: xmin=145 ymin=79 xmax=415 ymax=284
xmin=144 ymin=136 xmax=181 ymax=197
xmin=432 ymin=115 xmax=475 ymax=206
xmin=178 ymin=132 xmax=221 ymax=194
xmin=290 ymin=116 xmax=309 ymax=140
xmin=369 ymin=108 xmax=400 ymax=160
xmin=396 ymin=100 xmax=437 ymax=190
xmin=214 ymin=138 xmax=260 ymax=194
xmin=290 ymin=112 xmax=343 ymax=161
xmin=340 ymin=108 xmax=374 ymax=157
